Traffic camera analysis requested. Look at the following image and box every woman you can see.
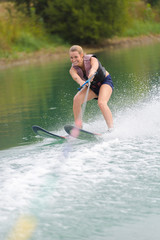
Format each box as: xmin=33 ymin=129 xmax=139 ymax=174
xmin=69 ymin=45 xmax=114 ymax=132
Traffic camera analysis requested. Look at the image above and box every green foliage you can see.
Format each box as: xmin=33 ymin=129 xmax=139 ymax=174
xmin=39 ymin=0 xmax=129 ymax=44
xmin=0 ymin=2 xmax=60 ymax=58
xmin=13 ymin=32 xmax=45 ymax=52
xmin=122 ymin=19 xmax=160 ymax=36
xmin=12 ymin=0 xmax=32 ymax=15
xmin=144 ymin=3 xmax=155 ymax=21
xmin=147 ymin=0 xmax=160 ymax=6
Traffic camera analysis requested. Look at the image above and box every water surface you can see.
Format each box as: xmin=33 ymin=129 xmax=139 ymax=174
xmin=0 ymin=42 xmax=160 ymax=240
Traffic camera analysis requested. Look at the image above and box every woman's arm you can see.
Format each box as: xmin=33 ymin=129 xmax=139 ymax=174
xmin=88 ymin=56 xmax=99 ymax=79
xmin=69 ymin=67 xmax=85 ymax=86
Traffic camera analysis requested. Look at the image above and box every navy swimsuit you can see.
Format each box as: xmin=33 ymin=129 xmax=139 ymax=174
xmin=90 ymin=74 xmax=114 ymax=96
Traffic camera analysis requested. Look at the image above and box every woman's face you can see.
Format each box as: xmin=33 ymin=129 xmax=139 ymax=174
xmin=69 ymin=51 xmax=83 ymax=67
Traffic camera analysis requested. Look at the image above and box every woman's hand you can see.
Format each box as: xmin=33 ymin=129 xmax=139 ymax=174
xmin=88 ymin=70 xmax=97 ymax=81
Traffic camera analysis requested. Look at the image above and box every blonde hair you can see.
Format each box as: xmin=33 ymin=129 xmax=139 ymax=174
xmin=69 ymin=45 xmax=84 ymax=55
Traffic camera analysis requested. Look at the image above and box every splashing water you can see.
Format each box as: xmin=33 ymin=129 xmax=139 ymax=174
xmin=1 ymin=89 xmax=160 ymax=240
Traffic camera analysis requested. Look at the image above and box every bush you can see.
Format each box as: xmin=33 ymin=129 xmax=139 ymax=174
xmin=0 ymin=2 xmax=51 ymax=57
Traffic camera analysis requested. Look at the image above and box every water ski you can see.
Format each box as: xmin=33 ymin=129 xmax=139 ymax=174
xmin=32 ymin=125 xmax=67 ymax=141
xmin=64 ymin=125 xmax=100 ymax=140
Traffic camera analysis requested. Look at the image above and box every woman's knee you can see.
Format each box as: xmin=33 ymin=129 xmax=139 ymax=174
xmin=98 ymin=99 xmax=106 ymax=110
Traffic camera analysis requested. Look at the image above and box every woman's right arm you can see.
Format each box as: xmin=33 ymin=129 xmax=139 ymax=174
xmin=69 ymin=67 xmax=85 ymax=86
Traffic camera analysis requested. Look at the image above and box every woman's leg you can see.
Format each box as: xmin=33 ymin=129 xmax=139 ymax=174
xmin=98 ymin=84 xmax=113 ymax=129
xmin=73 ymin=87 xmax=97 ymax=128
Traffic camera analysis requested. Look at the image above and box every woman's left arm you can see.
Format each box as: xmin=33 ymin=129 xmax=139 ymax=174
xmin=88 ymin=57 xmax=99 ymax=80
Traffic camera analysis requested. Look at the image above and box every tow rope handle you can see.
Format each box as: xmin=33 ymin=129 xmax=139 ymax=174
xmin=78 ymin=72 xmax=97 ymax=91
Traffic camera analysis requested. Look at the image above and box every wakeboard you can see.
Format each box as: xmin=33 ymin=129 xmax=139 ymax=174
xmin=32 ymin=125 xmax=67 ymax=140
xmin=64 ymin=125 xmax=101 ymax=140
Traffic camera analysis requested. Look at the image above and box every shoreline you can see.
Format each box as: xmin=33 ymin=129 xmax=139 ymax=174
xmin=0 ymin=34 xmax=160 ymax=70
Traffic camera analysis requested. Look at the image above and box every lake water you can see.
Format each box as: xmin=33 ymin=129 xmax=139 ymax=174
xmin=0 ymin=42 xmax=160 ymax=240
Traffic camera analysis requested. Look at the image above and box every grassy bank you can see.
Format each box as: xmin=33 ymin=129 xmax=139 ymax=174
xmin=0 ymin=2 xmax=69 ymax=60
xmin=122 ymin=20 xmax=160 ymax=37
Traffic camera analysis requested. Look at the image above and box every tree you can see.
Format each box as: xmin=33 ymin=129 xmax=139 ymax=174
xmin=13 ymin=0 xmax=32 ymax=16
xmin=146 ymin=0 xmax=160 ymax=6
xmin=43 ymin=0 xmax=129 ymax=44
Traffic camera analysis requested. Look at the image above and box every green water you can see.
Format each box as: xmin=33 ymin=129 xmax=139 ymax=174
xmin=0 ymin=57 xmax=73 ymax=150
xmin=0 ymin=43 xmax=160 ymax=240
